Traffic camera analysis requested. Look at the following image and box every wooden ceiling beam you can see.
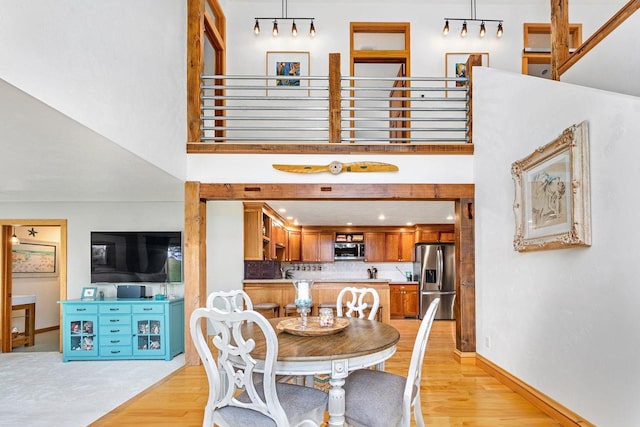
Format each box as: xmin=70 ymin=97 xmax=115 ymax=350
xmin=550 ymin=0 xmax=570 ymax=81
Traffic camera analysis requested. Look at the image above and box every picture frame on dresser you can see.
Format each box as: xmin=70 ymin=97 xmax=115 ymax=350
xmin=81 ymin=286 xmax=98 ymax=300
xmin=511 ymin=121 xmax=591 ymax=252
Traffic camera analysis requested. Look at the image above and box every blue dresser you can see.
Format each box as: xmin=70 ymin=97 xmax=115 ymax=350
xmin=60 ymin=298 xmax=184 ymax=362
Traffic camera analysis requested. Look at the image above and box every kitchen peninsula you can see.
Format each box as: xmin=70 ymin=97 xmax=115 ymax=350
xmin=243 ymin=279 xmax=391 ymax=323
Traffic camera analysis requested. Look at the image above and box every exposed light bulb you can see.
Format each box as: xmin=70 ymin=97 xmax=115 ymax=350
xmin=442 ymin=20 xmax=450 ymax=36
xmin=309 ymin=20 xmax=316 ymax=37
xmin=10 ymin=227 xmax=20 ymax=245
xmin=460 ymin=21 xmax=467 ymax=37
xmin=272 ymin=20 xmax=279 ymax=37
xmin=253 ymin=19 xmax=260 ymax=35
xmin=497 ymin=22 xmax=504 ymax=38
xmin=479 ymin=21 xmax=486 ymax=38
xmin=291 ymin=20 xmax=298 ymax=37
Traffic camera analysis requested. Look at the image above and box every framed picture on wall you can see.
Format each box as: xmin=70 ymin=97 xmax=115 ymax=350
xmin=11 ymin=240 xmax=59 ymax=277
xmin=445 ymin=52 xmax=490 ymax=96
xmin=511 ymin=121 xmax=591 ymax=252
xmin=266 ymin=51 xmax=310 ymax=96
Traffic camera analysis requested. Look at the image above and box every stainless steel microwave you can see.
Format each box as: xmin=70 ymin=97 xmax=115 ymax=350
xmin=334 ymin=243 xmax=365 ymax=260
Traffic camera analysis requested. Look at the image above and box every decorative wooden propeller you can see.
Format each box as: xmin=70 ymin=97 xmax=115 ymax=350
xmin=273 ymin=161 xmax=398 ymax=175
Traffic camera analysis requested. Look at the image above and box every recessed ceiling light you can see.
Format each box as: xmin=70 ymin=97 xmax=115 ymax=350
xmin=346 ymin=222 xmax=353 ymax=226
xmin=406 ymin=222 xmax=413 ymax=226
xmin=286 ymin=216 xmax=293 ymax=220
xmin=446 ymin=215 xmax=454 ymax=220
xmin=378 ymin=214 xmax=385 ymax=220
xmin=279 ymin=208 xmax=287 ymax=213
xmin=293 ymin=219 xmax=299 ymax=225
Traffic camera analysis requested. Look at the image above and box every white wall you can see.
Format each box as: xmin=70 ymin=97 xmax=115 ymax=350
xmin=474 ymin=67 xmax=640 ymax=426
xmin=0 ymin=202 xmax=184 ymax=300
xmin=563 ymin=10 xmax=640 ymax=97
xmin=0 ymin=0 xmax=187 ymax=180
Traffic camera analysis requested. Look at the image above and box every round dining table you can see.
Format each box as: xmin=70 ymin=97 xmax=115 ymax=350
xmin=242 ymin=316 xmax=400 ymax=426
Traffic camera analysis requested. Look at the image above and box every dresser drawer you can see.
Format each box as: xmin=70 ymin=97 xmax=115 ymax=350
xmin=99 ymin=304 xmax=132 ymax=314
xmin=99 ymin=334 xmax=131 ymax=347
xmin=99 ymin=324 xmax=132 ymax=336
xmin=100 ymin=346 xmax=133 ymax=357
xmin=99 ymin=315 xmax=131 ymax=327
xmin=65 ymin=305 xmax=98 ymax=314
xmin=133 ymin=304 xmax=164 ymax=314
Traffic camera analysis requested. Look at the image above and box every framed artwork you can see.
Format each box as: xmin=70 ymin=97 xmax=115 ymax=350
xmin=445 ymin=52 xmax=490 ymax=96
xmin=266 ymin=51 xmax=310 ymax=95
xmin=81 ymin=287 xmax=98 ymax=300
xmin=11 ymin=240 xmax=58 ymax=277
xmin=511 ymin=121 xmax=591 ymax=252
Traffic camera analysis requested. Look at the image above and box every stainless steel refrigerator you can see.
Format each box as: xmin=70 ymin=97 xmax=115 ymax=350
xmin=413 ymin=242 xmax=456 ymax=320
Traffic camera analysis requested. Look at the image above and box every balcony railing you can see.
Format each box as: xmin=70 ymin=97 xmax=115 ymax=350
xmin=190 ymin=54 xmax=482 ymax=154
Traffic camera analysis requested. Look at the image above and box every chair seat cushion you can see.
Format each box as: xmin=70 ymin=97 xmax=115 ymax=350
xmin=237 ymin=382 xmax=328 ymax=426
xmin=215 ymin=405 xmax=277 ymax=427
xmin=343 ymin=369 xmax=406 ymax=427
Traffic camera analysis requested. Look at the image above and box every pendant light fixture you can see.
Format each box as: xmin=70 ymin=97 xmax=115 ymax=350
xmin=442 ymin=0 xmax=503 ymax=39
xmin=10 ymin=226 xmax=20 ymax=245
xmin=253 ymin=0 xmax=316 ymax=38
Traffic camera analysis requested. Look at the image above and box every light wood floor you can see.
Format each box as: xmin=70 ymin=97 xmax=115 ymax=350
xmin=91 ymin=320 xmax=560 ymax=426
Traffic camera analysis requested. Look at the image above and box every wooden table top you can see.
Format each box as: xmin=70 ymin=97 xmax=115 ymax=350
xmin=243 ymin=317 xmax=400 ymax=362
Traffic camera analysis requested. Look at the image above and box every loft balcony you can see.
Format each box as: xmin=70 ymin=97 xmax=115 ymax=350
xmin=187 ymin=54 xmax=482 ymax=156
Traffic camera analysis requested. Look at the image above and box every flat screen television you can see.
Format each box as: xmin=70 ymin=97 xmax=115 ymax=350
xmin=91 ymin=231 xmax=182 ymax=283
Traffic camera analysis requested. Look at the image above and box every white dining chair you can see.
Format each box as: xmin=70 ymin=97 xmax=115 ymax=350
xmin=336 ymin=286 xmax=380 ymax=320
xmin=206 ymin=289 xmax=253 ymax=311
xmin=190 ymin=306 xmax=328 ymax=427
xmin=342 ymin=297 xmax=440 ymax=427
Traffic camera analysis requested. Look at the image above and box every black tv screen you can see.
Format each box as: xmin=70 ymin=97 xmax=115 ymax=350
xmin=91 ymin=231 xmax=182 ymax=283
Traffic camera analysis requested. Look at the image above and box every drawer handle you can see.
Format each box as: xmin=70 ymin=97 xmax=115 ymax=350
xmin=110 ymin=350 xmax=121 ymax=354
xmin=109 ymin=308 xmax=119 ymax=311
xmin=77 ymin=308 xmax=86 ymax=312
xmin=110 ymin=329 xmax=120 ymax=333
xmin=110 ymin=340 xmax=120 ymax=344
xmin=109 ymin=319 xmax=120 ymax=323
xmin=143 ymin=308 xmax=153 ymax=311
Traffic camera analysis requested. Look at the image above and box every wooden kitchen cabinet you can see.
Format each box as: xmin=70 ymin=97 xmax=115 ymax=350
xmin=301 ymin=231 xmax=334 ymax=262
xmin=364 ymin=232 xmax=386 ymax=262
xmin=287 ymin=230 xmax=301 ymax=261
xmin=415 ymin=224 xmax=455 ymax=243
xmin=385 ymin=232 xmax=415 ymax=262
xmin=389 ymin=282 xmax=419 ymax=319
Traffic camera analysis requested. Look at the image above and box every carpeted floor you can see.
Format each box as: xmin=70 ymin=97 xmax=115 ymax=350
xmin=0 ymin=351 xmax=184 ymax=426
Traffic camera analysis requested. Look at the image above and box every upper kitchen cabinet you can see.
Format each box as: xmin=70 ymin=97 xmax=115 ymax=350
xmin=364 ymin=232 xmax=386 ymax=262
xmin=244 ymin=202 xmax=289 ymax=260
xmin=415 ymin=224 xmax=455 ymax=243
xmin=385 ymin=231 xmax=415 ymax=262
xmin=301 ymin=230 xmax=335 ymax=262
xmin=287 ymin=230 xmax=301 ymax=262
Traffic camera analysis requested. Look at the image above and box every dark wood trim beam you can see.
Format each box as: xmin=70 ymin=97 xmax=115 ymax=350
xmin=329 ymin=53 xmax=341 ymax=144
xmin=550 ymin=0 xmax=570 ymax=81
xmin=187 ymin=0 xmax=204 ymax=143
xmin=466 ymin=54 xmax=482 ymax=144
xmin=558 ymin=0 xmax=640 ymax=76
xmin=198 ymin=183 xmax=474 ymax=201
xmin=456 ymin=198 xmax=476 ymax=352
xmin=186 ymin=143 xmax=474 ymax=155
xmin=184 ymin=181 xmax=207 ymax=366
xmin=1 ymin=226 xmax=12 ymax=353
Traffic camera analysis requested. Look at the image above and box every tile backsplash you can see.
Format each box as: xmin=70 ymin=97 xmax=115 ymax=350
xmin=281 ymin=261 xmax=413 ymax=282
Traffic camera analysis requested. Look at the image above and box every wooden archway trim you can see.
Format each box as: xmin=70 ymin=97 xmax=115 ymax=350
xmin=183 ymin=182 xmax=476 ymax=366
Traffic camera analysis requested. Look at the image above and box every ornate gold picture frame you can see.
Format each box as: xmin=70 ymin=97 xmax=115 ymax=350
xmin=511 ymin=121 xmax=591 ymax=252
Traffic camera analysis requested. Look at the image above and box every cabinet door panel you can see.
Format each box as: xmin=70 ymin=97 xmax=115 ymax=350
xmin=364 ymin=232 xmax=386 ymax=262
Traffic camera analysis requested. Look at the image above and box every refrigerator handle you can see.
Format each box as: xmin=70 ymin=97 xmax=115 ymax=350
xmin=436 ymin=246 xmax=443 ymax=291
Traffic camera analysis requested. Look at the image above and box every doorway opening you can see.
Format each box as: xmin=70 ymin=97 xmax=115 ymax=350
xmin=182 ymin=182 xmax=475 ymax=366
xmin=0 ymin=220 xmax=67 ymax=353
